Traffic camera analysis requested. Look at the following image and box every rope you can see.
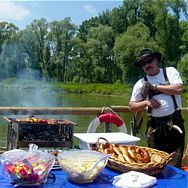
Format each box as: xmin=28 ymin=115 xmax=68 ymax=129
xmin=101 ymin=106 xmax=118 ymax=116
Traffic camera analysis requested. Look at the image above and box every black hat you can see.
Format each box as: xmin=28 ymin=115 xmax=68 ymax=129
xmin=135 ymin=49 xmax=161 ymax=66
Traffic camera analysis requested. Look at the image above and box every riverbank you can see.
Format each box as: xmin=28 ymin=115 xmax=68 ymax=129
xmin=0 ymin=78 xmax=187 ymax=100
xmin=0 ymin=78 xmax=131 ymax=96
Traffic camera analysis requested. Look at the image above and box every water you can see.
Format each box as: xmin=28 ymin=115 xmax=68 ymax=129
xmin=0 ymin=87 xmax=134 ymax=148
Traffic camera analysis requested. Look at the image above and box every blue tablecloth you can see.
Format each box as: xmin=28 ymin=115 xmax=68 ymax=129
xmin=0 ymin=165 xmax=187 ymax=188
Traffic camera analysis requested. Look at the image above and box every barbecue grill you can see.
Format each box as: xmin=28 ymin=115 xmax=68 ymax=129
xmin=3 ymin=116 xmax=77 ymax=149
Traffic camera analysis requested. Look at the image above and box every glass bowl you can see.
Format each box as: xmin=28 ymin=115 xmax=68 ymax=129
xmin=57 ymin=150 xmax=110 ymax=183
xmin=1 ymin=149 xmax=55 ymax=187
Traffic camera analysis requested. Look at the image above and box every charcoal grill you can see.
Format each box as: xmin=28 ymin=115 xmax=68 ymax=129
xmin=3 ymin=116 xmax=77 ymax=149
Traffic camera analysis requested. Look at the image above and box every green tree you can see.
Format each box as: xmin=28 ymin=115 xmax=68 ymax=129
xmin=71 ymin=37 xmax=94 ymax=83
xmin=177 ymin=53 xmax=188 ymax=85
xmin=78 ymin=17 xmax=99 ymax=42
xmin=139 ymin=0 xmax=157 ymax=37
xmin=154 ymin=0 xmax=187 ymax=67
xmin=114 ymin=22 xmax=158 ymax=84
xmin=0 ymin=21 xmax=18 ymax=54
xmin=0 ymin=22 xmax=22 ymax=79
xmin=179 ymin=21 xmax=188 ymax=56
xmin=18 ymin=18 xmax=49 ymax=79
xmin=87 ymin=25 xmax=116 ymax=83
xmin=111 ymin=7 xmax=128 ymax=34
xmin=29 ymin=19 xmax=49 ymax=76
xmin=122 ymin=0 xmax=141 ymax=26
xmin=49 ymin=18 xmax=76 ymax=82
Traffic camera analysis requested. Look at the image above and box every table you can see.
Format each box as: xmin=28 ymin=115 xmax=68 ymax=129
xmin=0 ymin=165 xmax=187 ymax=188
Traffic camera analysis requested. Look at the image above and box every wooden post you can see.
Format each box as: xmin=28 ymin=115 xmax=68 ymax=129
xmin=104 ymin=122 xmax=111 ymax=132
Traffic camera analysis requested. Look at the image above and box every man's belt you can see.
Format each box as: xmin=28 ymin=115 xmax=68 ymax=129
xmin=151 ymin=110 xmax=181 ymax=121
xmin=151 ymin=114 xmax=173 ymax=121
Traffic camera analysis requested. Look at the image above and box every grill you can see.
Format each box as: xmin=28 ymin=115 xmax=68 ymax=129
xmin=3 ymin=116 xmax=77 ymax=149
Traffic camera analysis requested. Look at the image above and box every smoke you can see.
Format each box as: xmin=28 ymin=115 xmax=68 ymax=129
xmin=0 ymin=68 xmax=60 ymax=108
xmin=17 ymin=68 xmax=41 ymax=81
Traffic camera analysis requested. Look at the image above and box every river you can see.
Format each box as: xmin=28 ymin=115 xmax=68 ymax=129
xmin=0 ymin=87 xmax=134 ymax=147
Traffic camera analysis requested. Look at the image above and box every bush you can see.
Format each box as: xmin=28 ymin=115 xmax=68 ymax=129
xmin=115 ymin=79 xmax=122 ymax=84
xmin=73 ymin=76 xmax=80 ymax=83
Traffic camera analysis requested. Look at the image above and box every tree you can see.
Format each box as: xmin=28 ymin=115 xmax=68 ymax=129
xmin=177 ymin=53 xmax=188 ymax=85
xmin=179 ymin=21 xmax=188 ymax=56
xmin=28 ymin=19 xmax=49 ymax=76
xmin=154 ymin=0 xmax=187 ymax=67
xmin=0 ymin=22 xmax=23 ymax=79
xmin=111 ymin=7 xmax=128 ymax=34
xmin=78 ymin=17 xmax=99 ymax=41
xmin=87 ymin=25 xmax=116 ymax=83
xmin=71 ymin=37 xmax=94 ymax=83
xmin=113 ymin=22 xmax=158 ymax=84
xmin=122 ymin=0 xmax=141 ymax=26
xmin=49 ymin=18 xmax=77 ymax=82
xmin=139 ymin=0 xmax=157 ymax=37
xmin=17 ymin=18 xmax=49 ymax=80
xmin=0 ymin=21 xmax=18 ymax=54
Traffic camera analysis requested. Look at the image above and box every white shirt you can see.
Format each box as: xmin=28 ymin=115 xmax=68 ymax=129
xmin=130 ymin=67 xmax=183 ymax=117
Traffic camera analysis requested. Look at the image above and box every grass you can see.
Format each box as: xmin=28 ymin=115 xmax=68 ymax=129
xmin=0 ymin=78 xmax=187 ymax=102
xmin=0 ymin=78 xmax=132 ymax=96
xmin=54 ymin=83 xmax=132 ymax=96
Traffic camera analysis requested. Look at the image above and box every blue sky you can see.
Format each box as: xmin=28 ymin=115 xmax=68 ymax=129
xmin=0 ymin=0 xmax=123 ymax=29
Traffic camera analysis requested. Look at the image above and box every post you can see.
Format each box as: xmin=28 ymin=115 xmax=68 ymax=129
xmin=104 ymin=122 xmax=111 ymax=132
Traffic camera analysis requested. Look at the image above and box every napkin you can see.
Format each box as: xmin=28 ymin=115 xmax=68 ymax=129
xmin=112 ymin=171 xmax=157 ymax=188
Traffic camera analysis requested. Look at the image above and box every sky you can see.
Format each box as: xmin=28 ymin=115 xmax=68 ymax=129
xmin=0 ymin=0 xmax=124 ymax=29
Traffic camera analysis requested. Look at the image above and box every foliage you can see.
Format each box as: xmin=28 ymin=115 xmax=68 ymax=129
xmin=113 ymin=22 xmax=157 ymax=84
xmin=177 ymin=53 xmax=188 ymax=85
xmin=0 ymin=0 xmax=187 ymax=85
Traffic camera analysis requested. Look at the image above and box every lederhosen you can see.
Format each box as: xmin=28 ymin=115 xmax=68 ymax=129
xmin=145 ymin=68 xmax=185 ymax=168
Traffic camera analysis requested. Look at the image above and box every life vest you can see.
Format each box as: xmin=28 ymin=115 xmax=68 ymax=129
xmin=87 ymin=113 xmax=127 ymax=133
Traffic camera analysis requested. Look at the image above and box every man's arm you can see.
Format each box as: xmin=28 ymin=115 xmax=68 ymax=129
xmin=129 ymin=99 xmax=161 ymax=112
xmin=154 ymin=83 xmax=184 ymax=95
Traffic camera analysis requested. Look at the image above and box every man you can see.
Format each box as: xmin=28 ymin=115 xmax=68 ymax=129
xmin=129 ymin=49 xmax=185 ymax=168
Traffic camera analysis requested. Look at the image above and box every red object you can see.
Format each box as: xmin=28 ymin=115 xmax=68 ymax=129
xmin=3 ymin=163 xmax=15 ymax=174
xmin=98 ymin=113 xmax=124 ymax=127
xmin=181 ymin=164 xmax=188 ymax=172
xmin=38 ymin=119 xmax=48 ymax=124
xmin=87 ymin=112 xmax=127 ymax=133
xmin=19 ymin=167 xmax=28 ymax=177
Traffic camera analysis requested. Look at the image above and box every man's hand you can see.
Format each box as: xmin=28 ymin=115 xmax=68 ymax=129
xmin=147 ymin=99 xmax=161 ymax=109
xmin=141 ymin=81 xmax=156 ymax=98
xmin=144 ymin=81 xmax=156 ymax=90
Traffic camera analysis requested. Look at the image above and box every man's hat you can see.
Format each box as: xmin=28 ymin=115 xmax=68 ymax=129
xmin=135 ymin=49 xmax=161 ymax=66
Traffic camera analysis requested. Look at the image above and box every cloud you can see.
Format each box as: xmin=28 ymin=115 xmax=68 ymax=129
xmin=84 ymin=4 xmax=96 ymax=14
xmin=0 ymin=1 xmax=30 ymax=21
